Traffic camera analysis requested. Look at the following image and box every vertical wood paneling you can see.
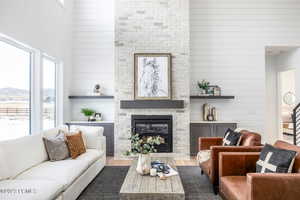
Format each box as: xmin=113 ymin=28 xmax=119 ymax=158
xmin=71 ymin=0 xmax=115 ymax=121
xmin=190 ymin=0 xmax=300 ymax=141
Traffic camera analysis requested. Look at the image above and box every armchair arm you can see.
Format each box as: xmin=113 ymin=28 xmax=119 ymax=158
xmin=247 ymin=173 xmax=300 ymax=200
xmin=210 ymin=146 xmax=262 ymax=183
xmin=198 ymin=137 xmax=223 ymax=151
xmin=219 ymin=152 xmax=260 ymax=177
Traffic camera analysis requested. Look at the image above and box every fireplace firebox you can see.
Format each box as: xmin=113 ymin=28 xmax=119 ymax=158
xmin=131 ymin=115 xmax=173 ymax=153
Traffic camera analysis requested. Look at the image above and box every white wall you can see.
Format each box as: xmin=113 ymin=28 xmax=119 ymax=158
xmin=0 ymin=0 xmax=74 ymax=122
xmin=190 ymin=0 xmax=300 ymax=142
xmin=70 ymin=0 xmax=114 ymax=121
xmin=265 ymin=54 xmax=279 ymax=143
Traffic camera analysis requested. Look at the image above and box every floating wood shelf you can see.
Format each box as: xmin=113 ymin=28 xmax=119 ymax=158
xmin=69 ymin=95 xmax=114 ymax=99
xmin=120 ymin=100 xmax=184 ymax=109
xmin=190 ymin=95 xmax=235 ymax=99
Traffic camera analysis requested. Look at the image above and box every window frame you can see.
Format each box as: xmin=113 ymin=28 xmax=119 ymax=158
xmin=0 ymin=33 xmax=63 ymax=138
xmin=41 ymin=54 xmax=59 ymax=130
xmin=0 ymin=36 xmax=35 ymax=135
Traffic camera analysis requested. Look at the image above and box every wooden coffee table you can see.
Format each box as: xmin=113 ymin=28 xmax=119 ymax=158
xmin=120 ymin=157 xmax=185 ymax=200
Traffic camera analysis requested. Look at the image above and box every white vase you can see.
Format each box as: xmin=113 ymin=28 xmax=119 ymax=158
xmin=136 ymin=154 xmax=151 ymax=175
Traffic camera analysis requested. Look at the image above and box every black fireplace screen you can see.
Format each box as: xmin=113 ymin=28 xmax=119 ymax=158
xmin=131 ymin=115 xmax=173 ymax=153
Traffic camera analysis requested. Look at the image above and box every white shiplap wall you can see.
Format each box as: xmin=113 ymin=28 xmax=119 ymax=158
xmin=190 ymin=0 xmax=300 ymax=142
xmin=71 ymin=0 xmax=114 ymax=121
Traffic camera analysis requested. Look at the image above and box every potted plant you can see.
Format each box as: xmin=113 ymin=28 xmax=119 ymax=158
xmin=125 ymin=134 xmax=164 ymax=175
xmin=81 ymin=108 xmax=96 ymax=121
xmin=197 ymin=80 xmax=210 ymax=95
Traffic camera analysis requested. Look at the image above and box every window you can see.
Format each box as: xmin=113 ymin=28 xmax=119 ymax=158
xmin=0 ymin=34 xmax=63 ymax=141
xmin=42 ymin=56 xmax=57 ymax=130
xmin=0 ymin=40 xmax=32 ymax=140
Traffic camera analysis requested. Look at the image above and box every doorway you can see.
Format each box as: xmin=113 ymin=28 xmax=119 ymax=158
xmin=265 ymin=46 xmax=299 ymax=144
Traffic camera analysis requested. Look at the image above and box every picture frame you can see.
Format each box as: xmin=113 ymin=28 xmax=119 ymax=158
xmin=134 ymin=53 xmax=172 ymax=100
xmin=207 ymin=85 xmax=221 ymax=96
xmin=213 ymin=86 xmax=221 ymax=96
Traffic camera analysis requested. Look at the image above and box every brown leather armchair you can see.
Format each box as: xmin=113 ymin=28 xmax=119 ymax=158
xmin=198 ymin=130 xmax=262 ymax=194
xmin=219 ymin=140 xmax=300 ymax=200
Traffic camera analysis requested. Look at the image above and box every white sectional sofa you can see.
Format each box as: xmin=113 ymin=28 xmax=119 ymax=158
xmin=0 ymin=126 xmax=106 ymax=200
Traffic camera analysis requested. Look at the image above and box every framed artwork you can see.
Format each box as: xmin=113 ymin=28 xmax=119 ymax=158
xmin=134 ymin=53 xmax=172 ymax=100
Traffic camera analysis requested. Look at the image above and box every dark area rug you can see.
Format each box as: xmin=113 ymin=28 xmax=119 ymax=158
xmin=77 ymin=166 xmax=221 ymax=200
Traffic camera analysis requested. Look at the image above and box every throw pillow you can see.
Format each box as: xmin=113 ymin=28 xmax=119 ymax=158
xmin=43 ymin=132 xmax=70 ymax=161
xmin=66 ymin=132 xmax=86 ymax=159
xmin=256 ymin=144 xmax=297 ymax=173
xmin=223 ymin=129 xmax=242 ymax=146
xmin=60 ymin=129 xmax=87 ymax=148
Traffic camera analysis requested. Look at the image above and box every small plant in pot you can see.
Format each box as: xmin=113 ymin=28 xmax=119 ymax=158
xmin=125 ymin=134 xmax=164 ymax=175
xmin=81 ymin=108 xmax=96 ymax=121
xmin=197 ymin=80 xmax=210 ymax=95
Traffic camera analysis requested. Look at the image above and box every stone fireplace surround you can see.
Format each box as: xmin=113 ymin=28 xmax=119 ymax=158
xmin=114 ymin=0 xmax=190 ymax=159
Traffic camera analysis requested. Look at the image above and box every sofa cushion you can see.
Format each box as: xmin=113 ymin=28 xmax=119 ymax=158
xmin=16 ymin=159 xmax=88 ymax=190
xmin=0 ymin=134 xmax=48 ymax=178
xmin=0 ymin=180 xmax=63 ymax=200
xmin=75 ymin=149 xmax=103 ymax=166
xmin=42 ymin=126 xmax=68 ymax=138
xmin=220 ymin=176 xmax=247 ymax=200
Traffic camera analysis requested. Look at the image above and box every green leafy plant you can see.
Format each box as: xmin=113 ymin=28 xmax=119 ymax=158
xmin=197 ymin=80 xmax=210 ymax=90
xmin=125 ymin=134 xmax=164 ymax=155
xmin=81 ymin=108 xmax=95 ymax=117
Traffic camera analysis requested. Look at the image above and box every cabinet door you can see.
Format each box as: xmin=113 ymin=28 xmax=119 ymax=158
xmin=190 ymin=123 xmax=212 ymax=156
xmin=100 ymin=123 xmax=114 ymax=156
xmin=213 ymin=123 xmax=237 ymax=137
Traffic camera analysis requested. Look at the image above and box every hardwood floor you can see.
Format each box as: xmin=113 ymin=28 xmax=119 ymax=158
xmin=106 ymin=156 xmax=198 ymax=166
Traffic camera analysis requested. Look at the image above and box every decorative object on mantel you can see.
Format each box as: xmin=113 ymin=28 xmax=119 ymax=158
xmin=93 ymin=84 xmax=102 ymax=96
xmin=212 ymin=107 xmax=217 ymax=121
xmin=134 ymin=53 xmax=172 ymax=100
xmin=213 ymin=86 xmax=221 ymax=96
xmin=197 ymin=80 xmax=223 ymax=96
xmin=202 ymin=104 xmax=217 ymax=121
xmin=81 ymin=108 xmax=96 ymax=121
xmin=125 ymin=134 xmax=164 ymax=175
xmin=94 ymin=113 xmax=102 ymax=121
xmin=203 ymin=103 xmax=210 ymax=121
xmin=197 ymin=80 xmax=210 ymax=96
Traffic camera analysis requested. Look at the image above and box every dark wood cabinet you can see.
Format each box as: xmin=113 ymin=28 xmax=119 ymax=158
xmin=190 ymin=122 xmax=237 ymax=156
xmin=65 ymin=122 xmax=114 ymax=156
